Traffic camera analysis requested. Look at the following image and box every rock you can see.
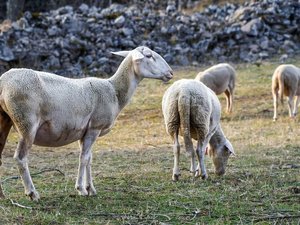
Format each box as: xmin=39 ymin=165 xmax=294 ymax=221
xmin=196 ymin=39 xmax=211 ymax=54
xmin=98 ymin=57 xmax=109 ymax=65
xmin=239 ymin=50 xmax=253 ymax=62
xmin=58 ymin=6 xmax=73 ymax=15
xmin=83 ymin=55 xmax=93 ymax=66
xmin=241 ymin=18 xmax=263 ymax=37
xmin=47 ymin=26 xmax=60 ymax=36
xmin=0 ymin=45 xmax=15 ymax=61
xmin=114 ymin=15 xmax=125 ymax=27
xmin=19 ymin=37 xmax=30 ymax=45
xmin=249 ymin=44 xmax=259 ymax=53
xmin=230 ymin=6 xmax=252 ymax=22
xmin=260 ymin=37 xmax=269 ymax=50
xmin=282 ymin=40 xmax=298 ymax=53
xmin=279 ymin=54 xmax=288 ymax=63
xmin=212 ymin=46 xmax=223 ymax=56
xmin=259 ymin=52 xmax=269 ymax=59
xmin=0 ymin=0 xmax=299 ymax=77
xmin=48 ymin=55 xmax=61 ymax=68
xmin=176 ymin=55 xmax=189 ymax=66
xmin=122 ymin=27 xmax=133 ymax=37
xmin=78 ymin=4 xmax=89 ymax=14
xmin=163 ymin=53 xmax=173 ymax=64
xmin=101 ymin=4 xmax=125 ymax=19
xmin=166 ymin=4 xmax=176 ymax=15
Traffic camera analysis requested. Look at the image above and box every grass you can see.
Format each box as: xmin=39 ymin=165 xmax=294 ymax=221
xmin=0 ymin=58 xmax=300 ymax=224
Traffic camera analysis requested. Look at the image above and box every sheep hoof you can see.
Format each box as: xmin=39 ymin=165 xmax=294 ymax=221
xmin=172 ymin=174 xmax=180 ymax=182
xmin=194 ymin=170 xmax=201 ymax=177
xmin=273 ymin=118 xmax=277 ymax=122
xmin=190 ymin=169 xmax=197 ymax=175
xmin=201 ymin=174 xmax=208 ymax=180
xmin=86 ymin=185 xmax=97 ymax=196
xmin=78 ymin=190 xmax=88 ymax=196
xmin=27 ymin=190 xmax=40 ymax=201
xmin=76 ymin=186 xmax=88 ymax=196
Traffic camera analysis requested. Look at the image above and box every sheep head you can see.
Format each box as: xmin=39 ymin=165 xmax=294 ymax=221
xmin=112 ymin=46 xmax=173 ymax=82
xmin=209 ymin=139 xmax=235 ymax=176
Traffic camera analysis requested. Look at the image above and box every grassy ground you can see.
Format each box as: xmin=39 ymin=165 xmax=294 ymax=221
xmin=0 ymin=59 xmax=300 ymax=224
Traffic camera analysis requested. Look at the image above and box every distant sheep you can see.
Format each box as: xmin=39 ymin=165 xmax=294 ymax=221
xmin=195 ymin=63 xmax=236 ymax=113
xmin=0 ymin=46 xmax=173 ymax=200
xmin=162 ymin=79 xmax=235 ymax=181
xmin=272 ymin=64 xmax=300 ymax=121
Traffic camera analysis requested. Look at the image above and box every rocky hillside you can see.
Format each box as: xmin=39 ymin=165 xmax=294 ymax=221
xmin=0 ymin=0 xmax=299 ymax=77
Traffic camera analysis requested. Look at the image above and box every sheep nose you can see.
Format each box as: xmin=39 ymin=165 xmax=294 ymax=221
xmin=216 ymin=169 xmax=225 ymax=176
xmin=166 ymin=70 xmax=173 ymax=79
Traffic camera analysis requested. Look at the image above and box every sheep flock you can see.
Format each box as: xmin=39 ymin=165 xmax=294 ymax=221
xmin=0 ymin=45 xmax=299 ymax=201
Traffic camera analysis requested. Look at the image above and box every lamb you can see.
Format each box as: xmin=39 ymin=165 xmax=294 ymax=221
xmin=162 ymin=79 xmax=235 ymax=181
xmin=0 ymin=46 xmax=173 ymax=200
xmin=272 ymin=64 xmax=300 ymax=121
xmin=195 ymin=63 xmax=236 ymax=113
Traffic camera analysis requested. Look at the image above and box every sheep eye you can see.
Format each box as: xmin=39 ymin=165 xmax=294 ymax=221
xmin=143 ymin=48 xmax=152 ymax=58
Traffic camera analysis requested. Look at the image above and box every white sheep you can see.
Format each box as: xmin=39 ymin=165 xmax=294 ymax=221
xmin=0 ymin=46 xmax=173 ymax=200
xmin=195 ymin=63 xmax=236 ymax=113
xmin=162 ymin=79 xmax=235 ymax=181
xmin=272 ymin=64 xmax=300 ymax=121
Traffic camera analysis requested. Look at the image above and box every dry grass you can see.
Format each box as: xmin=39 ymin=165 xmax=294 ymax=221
xmin=184 ymin=0 xmax=246 ymax=14
xmin=0 ymin=59 xmax=300 ymax=224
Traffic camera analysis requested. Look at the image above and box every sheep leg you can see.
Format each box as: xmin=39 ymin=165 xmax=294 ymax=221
xmin=195 ymin=140 xmax=208 ymax=180
xmin=172 ymin=131 xmax=181 ymax=181
xmin=0 ymin=111 xmax=12 ymax=166
xmin=0 ymin=112 xmax=12 ymax=199
xmin=293 ymin=96 xmax=300 ymax=117
xmin=14 ymin=137 xmax=40 ymax=201
xmin=287 ymin=95 xmax=294 ymax=118
xmin=224 ymin=90 xmax=232 ymax=113
xmin=76 ymin=129 xmax=100 ymax=196
xmin=183 ymin=133 xmax=196 ymax=176
xmin=273 ymin=90 xmax=278 ymax=121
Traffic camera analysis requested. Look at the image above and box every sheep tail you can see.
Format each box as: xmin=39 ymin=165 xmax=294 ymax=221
xmin=178 ymin=94 xmax=193 ymax=154
xmin=278 ymin=72 xmax=284 ymax=105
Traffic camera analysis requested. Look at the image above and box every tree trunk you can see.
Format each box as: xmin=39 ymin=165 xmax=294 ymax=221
xmin=6 ymin=0 xmax=25 ymax=21
xmin=177 ymin=0 xmax=182 ymax=11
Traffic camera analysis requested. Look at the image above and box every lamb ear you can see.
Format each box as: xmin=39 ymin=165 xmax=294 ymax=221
xmin=111 ymin=50 xmax=131 ymax=58
xmin=225 ymin=139 xmax=235 ymax=156
xmin=131 ymin=50 xmax=144 ymax=61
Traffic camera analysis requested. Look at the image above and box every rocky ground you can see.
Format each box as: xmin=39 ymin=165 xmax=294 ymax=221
xmin=0 ymin=0 xmax=299 ymax=77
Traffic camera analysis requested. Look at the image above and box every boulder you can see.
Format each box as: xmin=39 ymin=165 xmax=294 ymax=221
xmin=0 ymin=45 xmax=15 ymax=61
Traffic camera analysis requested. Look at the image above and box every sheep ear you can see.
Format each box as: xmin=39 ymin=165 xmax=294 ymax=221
xmin=131 ymin=50 xmax=144 ymax=61
xmin=111 ymin=50 xmax=130 ymax=58
xmin=225 ymin=139 xmax=235 ymax=156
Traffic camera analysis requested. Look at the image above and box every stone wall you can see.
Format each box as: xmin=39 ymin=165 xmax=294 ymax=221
xmin=0 ymin=0 xmax=299 ymax=77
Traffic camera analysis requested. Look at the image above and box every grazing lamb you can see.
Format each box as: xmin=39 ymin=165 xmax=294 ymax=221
xmin=162 ymin=79 xmax=235 ymax=181
xmin=0 ymin=46 xmax=173 ymax=200
xmin=195 ymin=63 xmax=236 ymax=113
xmin=272 ymin=64 xmax=300 ymax=121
